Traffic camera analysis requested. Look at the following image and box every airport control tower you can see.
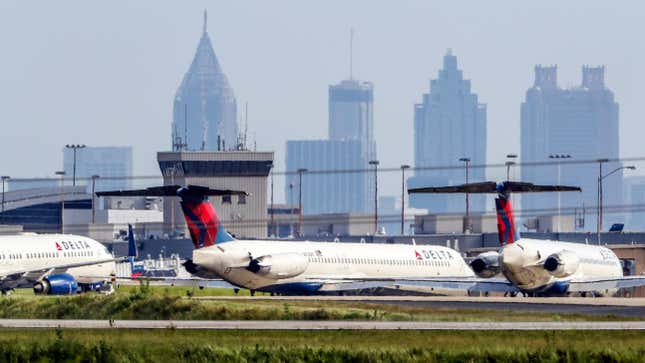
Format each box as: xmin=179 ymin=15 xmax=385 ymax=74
xmin=158 ymin=151 xmax=274 ymax=238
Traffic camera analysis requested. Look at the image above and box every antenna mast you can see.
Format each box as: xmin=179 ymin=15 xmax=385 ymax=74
xmin=244 ymin=102 xmax=249 ymax=150
xmin=349 ymin=27 xmax=354 ymax=80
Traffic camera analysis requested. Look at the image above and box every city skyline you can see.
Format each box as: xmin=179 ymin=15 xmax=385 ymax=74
xmin=1 ymin=1 xmax=644 ymax=205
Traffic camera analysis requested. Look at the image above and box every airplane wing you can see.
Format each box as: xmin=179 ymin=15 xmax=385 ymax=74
xmin=567 ymin=275 xmax=645 ymax=292
xmin=307 ymin=276 xmax=518 ymax=293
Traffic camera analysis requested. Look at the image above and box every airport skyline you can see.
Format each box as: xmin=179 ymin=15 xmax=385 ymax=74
xmin=1 ymin=1 xmax=645 ymax=204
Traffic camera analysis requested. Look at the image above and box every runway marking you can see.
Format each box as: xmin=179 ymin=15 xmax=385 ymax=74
xmin=0 ymin=320 xmax=643 ymax=330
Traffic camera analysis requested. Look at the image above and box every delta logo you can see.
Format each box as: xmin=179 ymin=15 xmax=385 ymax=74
xmin=414 ymin=249 xmax=455 ymax=260
xmin=55 ymin=240 xmax=91 ymax=251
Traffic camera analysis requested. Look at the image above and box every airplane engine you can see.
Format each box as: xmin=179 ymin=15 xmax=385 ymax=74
xmin=247 ymin=253 xmax=309 ymax=279
xmin=33 ymin=273 xmax=79 ymax=295
xmin=469 ymin=251 xmax=501 ymax=278
xmin=544 ymin=250 xmax=580 ymax=278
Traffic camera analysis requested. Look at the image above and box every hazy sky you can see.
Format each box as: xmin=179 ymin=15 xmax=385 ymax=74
xmin=1 ymin=1 xmax=644 ymax=202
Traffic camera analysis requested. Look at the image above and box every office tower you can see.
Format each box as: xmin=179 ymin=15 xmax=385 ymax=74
xmin=409 ymin=50 xmax=487 ymax=215
xmin=521 ymin=65 xmax=621 ymax=230
xmin=63 ymin=146 xmax=133 ymax=192
xmin=172 ymin=10 xmax=238 ymax=151
xmin=285 ymin=79 xmax=376 ymax=215
xmin=285 ymin=140 xmax=368 ymax=215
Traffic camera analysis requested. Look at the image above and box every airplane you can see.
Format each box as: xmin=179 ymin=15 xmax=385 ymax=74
xmin=97 ymin=185 xmax=487 ymax=296
xmin=409 ymin=181 xmax=645 ymax=296
xmin=0 ymin=226 xmax=136 ymax=295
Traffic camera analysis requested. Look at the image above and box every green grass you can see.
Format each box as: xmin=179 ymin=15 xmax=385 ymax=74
xmin=0 ymin=283 xmax=639 ymax=322
xmin=0 ymin=329 xmax=642 ymax=362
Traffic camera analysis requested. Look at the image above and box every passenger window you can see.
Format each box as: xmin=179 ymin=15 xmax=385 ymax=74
xmin=222 ymin=195 xmax=232 ymax=204
xmin=238 ymin=195 xmax=246 ymax=205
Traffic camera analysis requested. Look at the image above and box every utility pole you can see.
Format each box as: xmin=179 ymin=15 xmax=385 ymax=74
xmin=91 ymin=175 xmax=100 ymax=224
xmin=459 ymin=157 xmax=471 ymax=233
xmin=297 ymin=168 xmax=308 ymax=237
xmin=65 ymin=144 xmax=86 ymax=186
xmin=597 ymin=160 xmax=636 ymax=244
xmin=369 ymin=160 xmax=379 ymax=235
xmin=400 ymin=165 xmax=410 ymax=235
xmin=55 ymin=171 xmax=66 ymax=233
xmin=269 ymin=164 xmax=274 ymax=237
xmin=549 ymin=154 xmax=571 ymax=232
xmin=1 ymin=176 xmax=9 ymax=225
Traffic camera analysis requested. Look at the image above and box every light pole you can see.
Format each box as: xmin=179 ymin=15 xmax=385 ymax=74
xmin=55 ymin=171 xmax=66 ymax=233
xmin=369 ymin=160 xmax=379 ymax=235
xmin=297 ymin=168 xmax=308 ymax=237
xmin=549 ymin=154 xmax=571 ymax=232
xmin=1 ymin=176 xmax=9 ymax=225
xmin=289 ymin=181 xmax=294 ymax=236
xmin=505 ymin=154 xmax=517 ymax=181
xmin=65 ymin=144 xmax=86 ymax=186
xmin=91 ymin=175 xmax=100 ymax=224
xmin=400 ymin=164 xmax=410 ymax=235
xmin=268 ymin=163 xmax=274 ymax=237
xmin=597 ymin=161 xmax=635 ymax=244
xmin=459 ymin=157 xmax=471 ymax=233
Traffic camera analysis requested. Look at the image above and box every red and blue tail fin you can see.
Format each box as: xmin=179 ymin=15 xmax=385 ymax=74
xmin=95 ymin=185 xmax=245 ymax=249
xmin=495 ymin=198 xmax=519 ymax=245
xmin=180 ymin=197 xmax=235 ymax=249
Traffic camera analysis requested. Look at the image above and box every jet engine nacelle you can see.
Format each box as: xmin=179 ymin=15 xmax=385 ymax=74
xmin=544 ymin=250 xmax=580 ymax=278
xmin=33 ymin=273 xmax=79 ymax=295
xmin=469 ymin=251 xmax=501 ymax=278
xmin=247 ymin=253 xmax=309 ymax=279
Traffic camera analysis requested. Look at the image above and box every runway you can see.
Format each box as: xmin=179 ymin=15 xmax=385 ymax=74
xmin=0 ymin=319 xmax=643 ymax=330
xmin=195 ymin=296 xmax=645 ymax=318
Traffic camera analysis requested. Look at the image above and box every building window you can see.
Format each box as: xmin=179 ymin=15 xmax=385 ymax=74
xmin=222 ymin=195 xmax=232 ymax=204
xmin=238 ymin=194 xmax=246 ymax=205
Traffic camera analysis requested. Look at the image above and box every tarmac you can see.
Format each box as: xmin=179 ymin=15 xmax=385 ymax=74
xmin=0 ymin=319 xmax=642 ymax=330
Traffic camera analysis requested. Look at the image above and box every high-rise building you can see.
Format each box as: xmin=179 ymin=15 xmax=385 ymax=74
xmin=285 ymin=79 xmax=376 ymax=215
xmin=172 ymin=11 xmax=238 ymax=151
xmin=520 ymin=65 xmax=621 ymax=230
xmin=285 ymin=140 xmax=368 ymax=215
xmin=63 ymin=146 xmax=133 ymax=192
xmin=408 ymin=50 xmax=487 ymax=215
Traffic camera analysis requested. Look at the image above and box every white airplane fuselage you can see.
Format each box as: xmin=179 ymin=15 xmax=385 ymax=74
xmin=0 ymin=233 xmax=115 ymax=285
xmin=500 ymin=238 xmax=622 ymax=293
xmin=192 ymin=239 xmax=474 ymax=293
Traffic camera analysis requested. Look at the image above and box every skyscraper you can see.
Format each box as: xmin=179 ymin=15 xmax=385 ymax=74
xmin=63 ymin=146 xmax=133 ymax=192
xmin=172 ymin=11 xmax=238 ymax=151
xmin=285 ymin=79 xmax=376 ymax=215
xmin=409 ymin=50 xmax=487 ymax=215
xmin=520 ymin=65 xmax=621 ymax=230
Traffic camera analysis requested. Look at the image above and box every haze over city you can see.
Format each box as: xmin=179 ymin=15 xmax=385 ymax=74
xmin=1 ymin=1 xmax=644 ymax=202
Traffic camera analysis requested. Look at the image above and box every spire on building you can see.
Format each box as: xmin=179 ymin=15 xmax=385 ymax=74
xmin=172 ymin=12 xmax=238 ymax=151
xmin=203 ymin=9 xmax=208 ymax=34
